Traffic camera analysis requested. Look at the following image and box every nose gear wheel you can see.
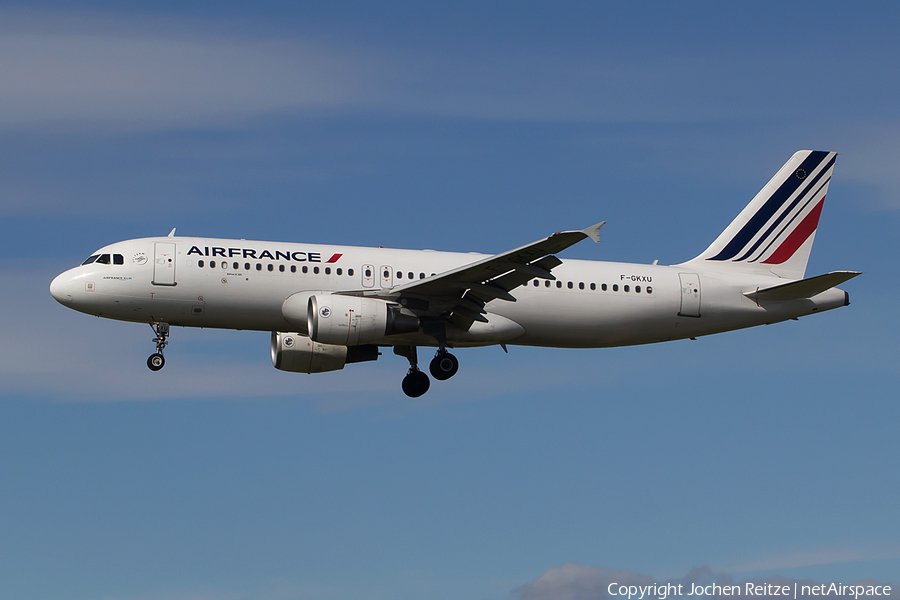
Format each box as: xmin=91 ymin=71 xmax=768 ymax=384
xmin=147 ymin=353 xmax=165 ymax=371
xmin=147 ymin=322 xmax=170 ymax=371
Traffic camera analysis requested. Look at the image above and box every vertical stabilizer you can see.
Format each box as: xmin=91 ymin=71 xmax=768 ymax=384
xmin=685 ymin=150 xmax=836 ymax=279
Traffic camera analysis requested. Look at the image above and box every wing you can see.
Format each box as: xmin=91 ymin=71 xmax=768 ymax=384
xmin=354 ymin=221 xmax=605 ymax=336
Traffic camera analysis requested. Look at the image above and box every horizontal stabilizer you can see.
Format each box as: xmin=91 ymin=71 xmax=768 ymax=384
xmin=745 ymin=271 xmax=861 ymax=301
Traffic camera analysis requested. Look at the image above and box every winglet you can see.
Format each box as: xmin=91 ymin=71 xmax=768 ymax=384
xmin=167 ymin=228 xmax=177 ymax=238
xmin=582 ymin=221 xmax=606 ymax=243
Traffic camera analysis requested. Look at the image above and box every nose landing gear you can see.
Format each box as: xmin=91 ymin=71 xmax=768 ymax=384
xmin=147 ymin=322 xmax=169 ymax=372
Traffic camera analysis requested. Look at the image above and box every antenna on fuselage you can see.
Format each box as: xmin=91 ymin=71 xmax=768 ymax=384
xmin=167 ymin=228 xmax=176 ymax=237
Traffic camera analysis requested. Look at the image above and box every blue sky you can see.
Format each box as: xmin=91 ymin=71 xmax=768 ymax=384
xmin=1 ymin=2 xmax=898 ymax=599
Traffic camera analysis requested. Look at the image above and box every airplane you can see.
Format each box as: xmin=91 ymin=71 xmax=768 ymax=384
xmin=50 ymin=150 xmax=859 ymax=397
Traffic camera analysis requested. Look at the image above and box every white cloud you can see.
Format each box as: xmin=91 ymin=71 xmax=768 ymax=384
xmin=513 ymin=564 xmax=655 ymax=600
xmin=722 ymin=546 xmax=900 ymax=574
xmin=0 ymin=8 xmax=879 ymax=133
xmin=0 ymin=32 xmax=361 ymax=131
xmin=831 ymin=122 xmax=900 ymax=210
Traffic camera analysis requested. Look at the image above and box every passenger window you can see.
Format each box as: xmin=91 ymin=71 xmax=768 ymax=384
xmin=590 ymin=283 xmax=596 ymax=291
xmin=613 ymin=284 xmax=618 ymax=291
xmin=113 ymin=254 xmax=124 ymax=265
xmin=635 ymin=285 xmax=641 ymax=293
xmin=96 ymin=254 xmax=111 ymax=264
xmin=325 ymin=267 xmax=331 ymax=275
xmin=82 ymin=255 xmax=99 ymax=265
xmin=245 ymin=263 xmax=250 ymax=270
xmin=545 ymin=280 xmax=550 ymax=287
xmin=256 ymin=263 xmax=262 ymax=271
xmin=420 ymin=273 xmax=425 ymax=279
xmin=556 ymin=281 xmax=562 ymax=288
xmin=578 ymin=282 xmax=584 ymax=290
xmin=624 ymin=285 xmax=630 ymax=292
xmin=336 ymin=268 xmax=342 ymax=275
xmin=198 ymin=260 xmax=205 ymax=268
xmin=602 ymin=283 xmax=608 ymax=291
xmin=302 ymin=266 xmax=308 ymax=274
xmin=291 ymin=265 xmax=296 ymax=273
xmin=268 ymin=264 xmax=274 ymax=272
xmin=647 ymin=286 xmax=653 ymax=294
xmin=233 ymin=262 xmax=239 ymax=270
xmin=222 ymin=261 xmax=227 ymax=269
xmin=533 ymin=280 xmax=539 ymax=287
xmin=365 ymin=269 xmax=372 ymax=277
xmin=279 ymin=265 xmax=285 ymax=272
xmin=348 ymin=268 xmax=354 ymax=276
xmin=397 ymin=271 xmax=403 ymax=279
xmin=210 ymin=261 xmax=216 ymax=269
xmin=567 ymin=281 xmax=573 ymax=289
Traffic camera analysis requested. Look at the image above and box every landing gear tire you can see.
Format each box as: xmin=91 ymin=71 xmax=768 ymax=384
xmin=429 ymin=352 xmax=459 ymax=381
xmin=402 ymin=369 xmax=430 ymax=398
xmin=147 ymin=353 xmax=165 ymax=371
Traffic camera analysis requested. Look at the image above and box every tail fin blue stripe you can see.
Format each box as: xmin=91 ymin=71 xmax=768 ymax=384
xmin=733 ymin=156 xmax=834 ymax=262
xmin=749 ymin=177 xmax=830 ymax=263
xmin=708 ymin=150 xmax=830 ymax=261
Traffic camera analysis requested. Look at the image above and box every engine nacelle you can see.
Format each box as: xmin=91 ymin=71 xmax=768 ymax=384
xmin=307 ymin=294 xmax=419 ymax=345
xmin=270 ymin=332 xmax=378 ymax=374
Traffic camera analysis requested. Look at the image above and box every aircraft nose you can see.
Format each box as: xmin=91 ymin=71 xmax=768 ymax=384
xmin=50 ymin=272 xmax=74 ymax=304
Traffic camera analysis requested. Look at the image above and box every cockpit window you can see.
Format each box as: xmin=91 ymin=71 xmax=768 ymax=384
xmin=81 ymin=252 xmax=125 ymax=266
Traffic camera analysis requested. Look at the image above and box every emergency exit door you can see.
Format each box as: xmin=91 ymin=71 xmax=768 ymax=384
xmin=380 ymin=265 xmax=393 ymax=288
xmin=362 ymin=264 xmax=375 ymax=288
xmin=153 ymin=242 xmax=177 ymax=286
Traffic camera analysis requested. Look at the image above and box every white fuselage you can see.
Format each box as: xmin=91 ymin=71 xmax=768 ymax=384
xmin=49 ymin=236 xmax=849 ymax=349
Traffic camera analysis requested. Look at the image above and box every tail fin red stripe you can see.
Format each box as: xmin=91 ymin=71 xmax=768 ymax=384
xmin=761 ymin=198 xmax=824 ymax=265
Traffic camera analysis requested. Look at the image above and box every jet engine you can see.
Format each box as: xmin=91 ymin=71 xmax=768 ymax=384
xmin=307 ymin=295 xmax=419 ymax=345
xmin=270 ymin=332 xmax=378 ymax=374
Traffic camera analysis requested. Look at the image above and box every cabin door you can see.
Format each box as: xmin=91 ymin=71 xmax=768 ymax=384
xmin=678 ymin=273 xmax=701 ymax=317
xmin=153 ymin=242 xmax=177 ymax=286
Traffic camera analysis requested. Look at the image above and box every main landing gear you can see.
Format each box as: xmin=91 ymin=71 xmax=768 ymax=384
xmin=147 ymin=322 xmax=169 ymax=372
xmin=394 ymin=346 xmax=459 ymax=397
xmin=429 ymin=349 xmax=459 ymax=380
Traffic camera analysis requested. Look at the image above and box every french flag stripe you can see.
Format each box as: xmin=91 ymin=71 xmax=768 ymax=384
xmin=761 ymin=198 xmax=825 ymax=265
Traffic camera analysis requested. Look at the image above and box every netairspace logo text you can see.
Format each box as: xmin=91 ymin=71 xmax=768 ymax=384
xmin=607 ymin=582 xmax=893 ymax=600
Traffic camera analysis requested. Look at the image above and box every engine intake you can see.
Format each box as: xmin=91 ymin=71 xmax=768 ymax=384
xmin=307 ymin=295 xmax=419 ymax=345
xmin=271 ymin=332 xmax=378 ymax=374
